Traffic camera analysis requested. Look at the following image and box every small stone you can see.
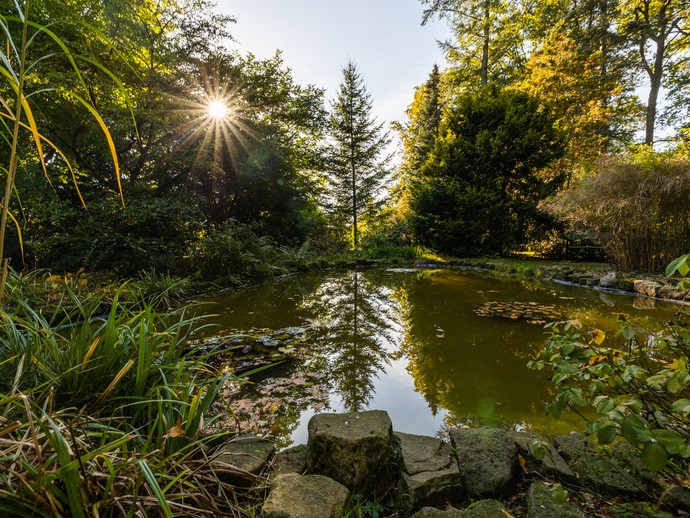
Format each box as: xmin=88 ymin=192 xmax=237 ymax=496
xmin=411 ymin=506 xmax=463 ymax=517
xmin=214 ymin=436 xmax=274 ymax=486
xmin=511 ymin=431 xmax=575 ymax=483
xmin=261 ymin=473 xmax=350 ymax=518
xmin=450 ymin=428 xmax=519 ymax=498
xmin=463 ymin=499 xmax=510 ymax=517
xmin=526 ymin=481 xmax=584 ymax=518
xmin=273 ymin=444 xmax=307 ymax=475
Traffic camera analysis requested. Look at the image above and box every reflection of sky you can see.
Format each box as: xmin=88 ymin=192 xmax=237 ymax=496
xmin=288 ymin=355 xmax=447 ymax=446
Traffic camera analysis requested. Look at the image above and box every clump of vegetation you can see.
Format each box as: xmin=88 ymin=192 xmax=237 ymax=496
xmin=0 ymin=283 xmax=261 ymax=516
xmin=529 ymin=258 xmax=690 ymax=479
xmin=543 ymin=150 xmax=690 ymax=272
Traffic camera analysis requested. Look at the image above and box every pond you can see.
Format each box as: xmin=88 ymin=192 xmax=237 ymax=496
xmin=194 ymin=268 xmax=682 ymax=449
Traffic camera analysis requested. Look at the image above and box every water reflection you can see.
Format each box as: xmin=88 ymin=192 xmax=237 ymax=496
xmin=301 ymin=271 xmax=401 ymax=412
xmin=201 ymin=268 xmax=681 ymax=446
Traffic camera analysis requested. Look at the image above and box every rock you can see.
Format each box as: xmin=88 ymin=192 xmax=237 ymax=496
xmin=660 ymin=485 xmax=690 ymax=513
xmin=261 ymin=473 xmax=350 ymax=518
xmin=610 ymin=442 xmax=662 ymax=494
xmin=633 ymin=279 xmax=662 ymax=298
xmin=307 ymin=410 xmax=395 ymax=498
xmin=510 ymin=432 xmax=575 ymax=482
xmin=396 ymin=432 xmax=464 ymax=514
xmin=463 ymin=499 xmax=510 ymax=517
xmin=273 ymin=444 xmax=307 ymax=475
xmin=598 ymin=271 xmax=618 ymax=288
xmin=450 ymin=428 xmax=519 ymax=498
xmin=411 ymin=507 xmax=463 ymax=517
xmin=397 ymin=432 xmax=457 ymax=475
xmin=658 ymin=284 xmax=690 ymax=301
xmin=553 ymin=433 xmax=646 ymax=497
xmin=214 ymin=436 xmax=274 ymax=486
xmin=526 ymin=481 xmax=584 ymax=518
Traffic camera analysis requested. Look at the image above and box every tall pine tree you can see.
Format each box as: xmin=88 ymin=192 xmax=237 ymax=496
xmin=327 ymin=61 xmax=391 ymax=249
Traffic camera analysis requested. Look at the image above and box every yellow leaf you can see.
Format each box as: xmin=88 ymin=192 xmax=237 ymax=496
xmin=163 ymin=419 xmax=185 ymax=439
xmin=590 ymin=329 xmax=606 ymax=345
xmin=589 ymin=355 xmax=607 ymax=365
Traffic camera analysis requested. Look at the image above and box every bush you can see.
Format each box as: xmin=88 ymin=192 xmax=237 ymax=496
xmin=543 ymin=150 xmax=690 ymax=272
xmin=187 ymin=221 xmax=280 ymax=284
xmin=409 ymin=86 xmax=565 ymax=256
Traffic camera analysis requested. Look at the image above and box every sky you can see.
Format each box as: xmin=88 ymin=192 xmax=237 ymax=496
xmin=215 ymin=0 xmax=451 ymax=135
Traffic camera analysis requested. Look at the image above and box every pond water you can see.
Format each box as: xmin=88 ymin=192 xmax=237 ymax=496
xmin=194 ymin=268 xmax=682 ymax=449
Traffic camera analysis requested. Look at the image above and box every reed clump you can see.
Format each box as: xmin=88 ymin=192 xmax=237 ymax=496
xmin=543 ymin=151 xmax=690 ymax=272
xmin=0 ymin=281 xmax=262 ymax=517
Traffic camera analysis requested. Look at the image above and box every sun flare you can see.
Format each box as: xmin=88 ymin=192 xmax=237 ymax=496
xmin=207 ymin=100 xmax=228 ymax=119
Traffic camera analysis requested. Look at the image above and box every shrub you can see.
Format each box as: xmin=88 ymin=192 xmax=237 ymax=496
xmin=543 ymin=150 xmax=690 ymax=272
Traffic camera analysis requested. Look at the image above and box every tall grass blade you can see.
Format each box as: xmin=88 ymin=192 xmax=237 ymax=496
xmin=137 ymin=459 xmax=173 ymax=518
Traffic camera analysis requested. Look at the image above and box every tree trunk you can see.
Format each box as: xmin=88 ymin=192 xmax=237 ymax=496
xmin=645 ymin=38 xmax=665 ymax=146
xmin=481 ymin=0 xmax=490 ymax=86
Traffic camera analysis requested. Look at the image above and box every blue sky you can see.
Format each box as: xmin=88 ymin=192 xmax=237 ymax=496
xmin=215 ymin=0 xmax=451 ymax=131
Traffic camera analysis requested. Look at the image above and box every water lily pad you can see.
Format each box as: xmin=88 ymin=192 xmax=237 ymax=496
xmin=475 ymin=301 xmax=562 ymax=324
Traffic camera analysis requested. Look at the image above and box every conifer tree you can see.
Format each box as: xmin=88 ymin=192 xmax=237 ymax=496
xmin=327 ymin=61 xmax=392 ymax=249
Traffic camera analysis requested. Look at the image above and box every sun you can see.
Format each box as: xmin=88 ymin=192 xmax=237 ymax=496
xmin=207 ymin=100 xmax=228 ymax=119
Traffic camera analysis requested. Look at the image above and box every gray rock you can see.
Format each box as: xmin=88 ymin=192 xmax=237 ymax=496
xmin=633 ymin=279 xmax=662 ymax=298
xmin=411 ymin=507 xmax=463 ymax=517
xmin=526 ymin=482 xmax=584 ymax=518
xmin=598 ymin=271 xmax=618 ymax=288
xmin=450 ymin=428 xmax=519 ymax=498
xmin=261 ymin=473 xmax=350 ymax=518
xmin=463 ymin=499 xmax=509 ymax=517
xmin=400 ymin=469 xmax=464 ymax=515
xmin=307 ymin=410 xmax=395 ymax=498
xmin=510 ymin=431 xmax=575 ymax=483
xmin=214 ymin=436 xmax=274 ymax=486
xmin=553 ymin=433 xmax=646 ymax=497
xmin=658 ymin=284 xmax=690 ymax=301
xmin=660 ymin=485 xmax=690 ymax=513
xmin=397 ymin=432 xmax=464 ymax=514
xmin=397 ymin=432 xmax=457 ymax=475
xmin=273 ymin=444 xmax=307 ymax=475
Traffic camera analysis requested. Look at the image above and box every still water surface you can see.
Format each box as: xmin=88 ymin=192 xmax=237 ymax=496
xmin=197 ymin=268 xmax=681 ymax=449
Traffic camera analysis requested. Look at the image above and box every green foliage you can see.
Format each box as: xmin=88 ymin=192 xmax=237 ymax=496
xmin=188 ymin=221 xmax=281 ymax=285
xmin=409 ymin=86 xmax=565 ymax=256
xmin=326 ymin=60 xmax=392 ymax=250
xmin=0 ymin=285 xmax=252 ymax=515
xmin=528 ymin=313 xmax=690 ymax=473
xmin=543 ymin=150 xmax=690 ymax=272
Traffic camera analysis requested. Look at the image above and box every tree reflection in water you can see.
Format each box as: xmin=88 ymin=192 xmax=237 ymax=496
xmin=301 ymin=271 xmax=402 ymax=412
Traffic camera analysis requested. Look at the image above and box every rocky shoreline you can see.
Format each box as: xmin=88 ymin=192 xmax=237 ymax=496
xmin=214 ymin=410 xmax=690 ymax=517
xmin=416 ymin=259 xmax=690 ymax=305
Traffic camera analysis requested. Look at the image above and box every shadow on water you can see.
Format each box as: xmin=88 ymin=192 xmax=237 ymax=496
xmin=198 ymin=268 xmax=682 ymax=448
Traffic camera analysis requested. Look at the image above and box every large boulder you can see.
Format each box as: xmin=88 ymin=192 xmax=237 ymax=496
xmin=307 ymin=410 xmax=395 ymax=498
xmin=261 ymin=473 xmax=350 ymax=518
xmin=553 ymin=433 xmax=646 ymax=497
xmin=213 ymin=436 xmax=274 ymax=486
xmin=526 ymin=482 xmax=584 ymax=518
xmin=510 ymin=431 xmax=575 ymax=483
xmin=450 ymin=428 xmax=519 ymax=498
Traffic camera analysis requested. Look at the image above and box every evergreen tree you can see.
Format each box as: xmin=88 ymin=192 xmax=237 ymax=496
xmin=326 ymin=61 xmax=392 ymax=249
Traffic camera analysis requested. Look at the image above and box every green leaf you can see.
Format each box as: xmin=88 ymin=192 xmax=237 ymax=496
xmin=621 ymin=325 xmax=636 ymax=341
xmin=551 ymin=484 xmax=569 ymax=505
xmin=641 ymin=442 xmax=668 ymax=472
xmin=666 ymin=255 xmax=689 ymax=276
xmin=672 ymin=399 xmax=690 ymax=414
xmin=597 ymin=424 xmax=618 ymax=445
